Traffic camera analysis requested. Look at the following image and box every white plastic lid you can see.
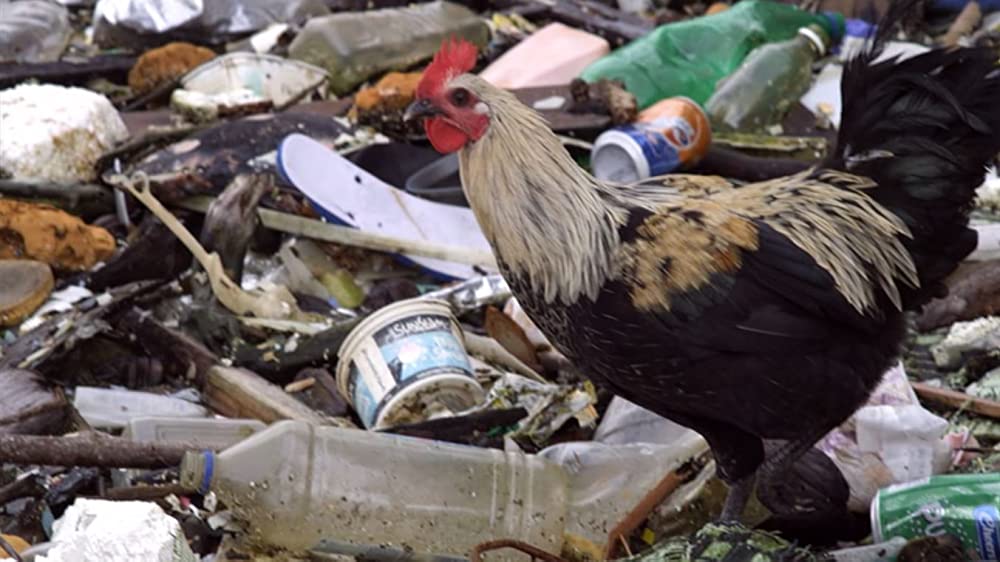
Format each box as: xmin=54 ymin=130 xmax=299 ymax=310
xmin=591 ymin=129 xmax=650 ymax=182
xmin=798 ymin=26 xmax=829 ymax=55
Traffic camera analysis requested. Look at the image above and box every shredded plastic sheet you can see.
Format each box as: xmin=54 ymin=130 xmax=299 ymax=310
xmin=616 ymin=522 xmax=819 ymax=562
xmin=0 ymin=0 xmax=71 ymax=63
xmin=107 ymin=173 xmax=311 ymax=322
xmin=479 ymin=373 xmax=597 ymax=445
xmin=93 ymin=0 xmax=328 ymax=36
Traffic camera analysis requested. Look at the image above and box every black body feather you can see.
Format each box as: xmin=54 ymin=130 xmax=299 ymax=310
xmin=827 ymin=0 xmax=1000 ymax=308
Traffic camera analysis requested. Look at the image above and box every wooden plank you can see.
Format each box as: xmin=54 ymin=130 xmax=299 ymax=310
xmin=203 ymin=366 xmax=332 ymax=425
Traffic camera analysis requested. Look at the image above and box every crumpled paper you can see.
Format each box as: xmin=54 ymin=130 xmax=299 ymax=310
xmin=816 ymin=361 xmax=958 ymax=512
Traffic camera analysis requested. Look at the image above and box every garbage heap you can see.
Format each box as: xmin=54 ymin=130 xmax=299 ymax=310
xmin=1 ymin=0 xmax=999 ymax=561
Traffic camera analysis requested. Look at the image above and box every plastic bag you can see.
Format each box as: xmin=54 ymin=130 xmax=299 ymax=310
xmin=0 ymin=0 xmax=71 ymax=63
xmin=93 ymin=0 xmax=329 ymax=47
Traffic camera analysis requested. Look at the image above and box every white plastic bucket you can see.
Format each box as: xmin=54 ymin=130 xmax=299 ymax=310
xmin=336 ymin=297 xmax=484 ymax=429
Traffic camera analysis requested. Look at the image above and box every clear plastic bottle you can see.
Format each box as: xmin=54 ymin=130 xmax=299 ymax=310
xmin=704 ymin=25 xmax=831 ymax=133
xmin=180 ymin=420 xmax=569 ymax=559
xmin=288 ymin=1 xmax=489 ymax=96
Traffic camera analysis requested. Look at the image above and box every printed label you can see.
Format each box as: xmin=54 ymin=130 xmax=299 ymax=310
xmin=873 ymin=474 xmax=1000 ymax=562
xmin=620 ymin=126 xmax=681 ymax=177
xmin=635 ymin=97 xmax=710 ymax=165
xmin=345 ymin=312 xmax=476 ymax=428
xmin=347 ymin=338 xmax=396 ymax=427
xmin=974 ymin=505 xmax=1000 ymax=561
xmin=646 ymin=116 xmax=698 ymax=152
xmin=373 ymin=314 xmax=453 ymax=346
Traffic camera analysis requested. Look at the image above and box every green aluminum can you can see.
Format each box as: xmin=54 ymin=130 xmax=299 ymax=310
xmin=871 ymin=473 xmax=1000 ymax=561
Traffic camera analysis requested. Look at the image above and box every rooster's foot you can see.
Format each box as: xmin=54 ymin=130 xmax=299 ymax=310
xmin=719 ymin=472 xmax=756 ymax=522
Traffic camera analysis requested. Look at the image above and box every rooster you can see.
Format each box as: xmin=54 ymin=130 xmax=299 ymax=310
xmin=404 ymin=3 xmax=1000 ymax=521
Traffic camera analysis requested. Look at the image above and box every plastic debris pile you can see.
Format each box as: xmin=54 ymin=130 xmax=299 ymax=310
xmin=1 ymin=1 xmax=998 ymax=561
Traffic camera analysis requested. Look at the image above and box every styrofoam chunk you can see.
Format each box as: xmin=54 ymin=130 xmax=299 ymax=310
xmin=37 ymin=499 xmax=197 ymax=562
xmin=0 ymin=84 xmax=128 ymax=182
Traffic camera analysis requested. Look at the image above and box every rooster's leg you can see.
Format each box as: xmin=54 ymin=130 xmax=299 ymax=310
xmin=719 ymin=472 xmax=756 ymax=522
xmin=760 ymin=433 xmax=827 ymax=474
xmin=756 ymin=431 xmax=832 ymax=508
xmin=674 ymin=417 xmax=763 ymax=523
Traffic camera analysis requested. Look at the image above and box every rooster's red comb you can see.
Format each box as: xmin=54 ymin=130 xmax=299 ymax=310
xmin=417 ymin=37 xmax=478 ymax=98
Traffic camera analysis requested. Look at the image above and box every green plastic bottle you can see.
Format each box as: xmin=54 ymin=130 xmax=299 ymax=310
xmin=705 ymin=24 xmax=831 ymax=133
xmin=579 ymin=0 xmax=844 ymax=109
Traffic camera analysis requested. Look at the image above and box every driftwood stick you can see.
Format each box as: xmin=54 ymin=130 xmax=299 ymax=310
xmin=0 ymin=432 xmax=203 ymax=469
xmin=96 ymin=124 xmax=204 ymax=174
xmin=174 ymin=196 xmax=499 ymax=269
xmin=0 ymin=179 xmax=114 ymax=215
xmin=0 ymin=54 xmax=136 ymax=90
xmin=122 ymin=75 xmax=182 ymax=111
xmin=911 ymin=382 xmax=1000 ymax=419
xmin=471 ymin=540 xmax=567 ymax=562
xmin=605 ymin=468 xmax=691 ymax=561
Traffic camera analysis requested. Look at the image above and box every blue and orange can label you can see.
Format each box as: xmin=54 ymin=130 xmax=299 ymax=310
xmin=636 ymin=96 xmax=712 ymax=170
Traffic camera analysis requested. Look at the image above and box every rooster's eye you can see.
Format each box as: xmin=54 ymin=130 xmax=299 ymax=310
xmin=450 ymin=88 xmax=471 ymax=107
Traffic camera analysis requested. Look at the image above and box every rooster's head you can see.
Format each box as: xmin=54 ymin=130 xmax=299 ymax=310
xmin=405 ymin=38 xmax=490 ymax=154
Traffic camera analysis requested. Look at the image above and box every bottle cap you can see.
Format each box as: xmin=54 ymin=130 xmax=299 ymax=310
xmin=819 ymin=11 xmax=846 ymax=43
xmin=179 ymin=450 xmax=216 ymax=495
xmin=845 ymin=17 xmax=876 ymax=39
xmin=798 ymin=24 xmax=831 ymax=55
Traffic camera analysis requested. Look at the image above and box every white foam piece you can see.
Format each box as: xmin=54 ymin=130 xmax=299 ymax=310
xmin=0 ymin=83 xmax=128 ymax=182
xmin=37 ymin=499 xmax=197 ymax=562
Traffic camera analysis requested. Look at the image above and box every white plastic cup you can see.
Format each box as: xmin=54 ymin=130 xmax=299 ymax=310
xmin=336 ymin=297 xmax=484 ymax=429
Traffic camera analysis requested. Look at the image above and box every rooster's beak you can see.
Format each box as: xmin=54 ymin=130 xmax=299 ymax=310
xmin=404 ymin=99 xmax=443 ymax=122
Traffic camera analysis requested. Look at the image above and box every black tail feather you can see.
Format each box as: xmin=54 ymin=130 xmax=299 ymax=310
xmin=824 ymin=0 xmax=1000 ymax=310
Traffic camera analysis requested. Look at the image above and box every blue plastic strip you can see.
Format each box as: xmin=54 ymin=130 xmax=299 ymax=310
xmin=199 ymin=450 xmax=214 ymax=495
